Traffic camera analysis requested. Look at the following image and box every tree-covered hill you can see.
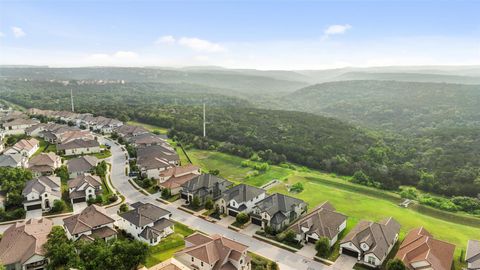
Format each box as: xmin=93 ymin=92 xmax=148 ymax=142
xmin=0 ymin=66 xmax=309 ymax=95
xmin=278 ymin=80 xmax=480 ymax=133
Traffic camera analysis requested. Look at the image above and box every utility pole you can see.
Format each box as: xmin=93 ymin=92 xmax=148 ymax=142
xmin=203 ymin=103 xmax=206 ymax=137
xmin=70 ymin=89 xmax=75 ymax=112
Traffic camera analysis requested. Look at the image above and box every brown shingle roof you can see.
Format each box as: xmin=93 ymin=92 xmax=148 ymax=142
xmin=396 ymin=227 xmax=455 ymax=270
xmin=67 ymin=155 xmax=99 ymax=173
xmin=63 ymin=205 xmax=114 ymax=235
xmin=57 ymin=139 xmax=99 ymax=151
xmin=178 ymin=233 xmax=249 ymax=269
xmin=289 ymin=201 xmax=346 ymax=240
xmin=29 ymin=152 xmax=60 ymax=167
xmin=0 ymin=218 xmax=53 ymax=265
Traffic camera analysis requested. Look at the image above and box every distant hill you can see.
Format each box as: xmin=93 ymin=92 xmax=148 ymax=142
xmin=0 ymin=67 xmax=309 ymax=95
xmin=333 ymin=72 xmax=480 ymax=84
xmin=278 ymin=80 xmax=480 ymax=133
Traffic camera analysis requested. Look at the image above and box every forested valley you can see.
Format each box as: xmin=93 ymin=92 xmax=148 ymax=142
xmin=1 ymin=67 xmax=479 ymax=205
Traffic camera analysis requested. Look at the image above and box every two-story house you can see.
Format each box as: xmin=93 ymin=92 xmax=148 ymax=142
xmin=216 ymin=184 xmax=266 ymax=217
xmin=4 ymin=138 xmax=39 ymax=158
xmin=251 ymin=193 xmax=307 ymax=231
xmin=395 ymin=227 xmax=455 ymax=270
xmin=340 ymin=217 xmax=401 ymax=268
xmin=67 ymin=155 xmax=99 ymax=178
xmin=0 ymin=218 xmax=53 ymax=270
xmin=175 ymin=233 xmax=251 ymax=270
xmin=22 ymin=176 xmax=62 ymax=212
xmin=158 ymin=164 xmax=201 ymax=195
xmin=63 ymin=205 xmax=117 ymax=241
xmin=28 ymin=152 xmax=62 ymax=176
xmin=180 ymin=174 xmax=233 ymax=205
xmin=67 ymin=173 xmax=103 ymax=204
xmin=289 ymin=201 xmax=347 ymax=247
xmin=136 ymin=145 xmax=180 ymax=179
xmin=116 ymin=202 xmax=174 ymax=245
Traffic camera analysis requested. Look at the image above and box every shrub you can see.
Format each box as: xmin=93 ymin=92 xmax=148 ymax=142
xmin=50 ymin=200 xmax=66 ymax=213
xmin=161 ymin=188 xmax=172 ymax=199
xmin=399 ymin=187 xmax=418 ymax=200
xmin=236 ymin=212 xmax=249 ymax=225
xmin=191 ymin=195 xmax=201 ymax=209
xmin=315 ymin=237 xmax=330 ymax=258
xmin=205 ymin=197 xmax=214 ymax=210
xmin=290 ymin=182 xmax=304 ymax=193
xmin=108 ymin=194 xmax=118 ymax=203
xmin=119 ymin=203 xmax=129 ymax=213
xmin=386 ymin=259 xmax=406 ymax=270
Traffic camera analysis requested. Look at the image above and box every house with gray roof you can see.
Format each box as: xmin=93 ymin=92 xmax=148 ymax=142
xmin=67 ymin=155 xmax=99 ymax=178
xmin=289 ymin=201 xmax=347 ymax=247
xmin=467 ymin=240 xmax=480 ymax=270
xmin=114 ymin=124 xmax=149 ymax=139
xmin=67 ymin=174 xmax=102 ymax=204
xmin=180 ymin=174 xmax=233 ymax=205
xmin=116 ymin=202 xmax=173 ymax=245
xmin=63 ymin=204 xmax=117 ymax=241
xmin=57 ymin=138 xmax=101 ymax=156
xmin=22 ymin=176 xmax=61 ymax=212
xmin=215 ymin=184 xmax=266 ymax=217
xmin=251 ymin=193 xmax=307 ymax=231
xmin=28 ymin=152 xmax=61 ymax=176
xmin=128 ymin=133 xmax=168 ymax=148
xmin=340 ymin=217 xmax=401 ymax=268
xmin=136 ymin=145 xmax=180 ymax=179
xmin=1 ymin=118 xmax=39 ymax=135
xmin=0 ymin=153 xmax=26 ymax=168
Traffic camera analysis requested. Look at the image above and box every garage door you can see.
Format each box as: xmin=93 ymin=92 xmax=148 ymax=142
xmin=72 ymin=197 xmax=86 ymax=203
xmin=228 ymin=209 xmax=238 ymax=217
xmin=26 ymin=204 xmax=42 ymax=211
xmin=251 ymin=217 xmax=262 ymax=226
xmin=181 ymin=193 xmax=188 ymax=200
xmin=307 ymin=236 xmax=317 ymax=244
xmin=342 ymin=248 xmax=359 ymax=258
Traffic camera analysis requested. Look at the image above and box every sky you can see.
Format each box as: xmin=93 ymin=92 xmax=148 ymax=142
xmin=0 ymin=0 xmax=479 ymax=70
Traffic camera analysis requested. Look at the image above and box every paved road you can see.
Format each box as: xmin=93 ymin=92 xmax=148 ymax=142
xmin=103 ymin=137 xmax=330 ymax=270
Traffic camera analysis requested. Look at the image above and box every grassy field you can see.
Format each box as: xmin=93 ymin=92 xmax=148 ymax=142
xmin=184 ymin=149 xmax=480 ymax=269
xmin=144 ymin=222 xmax=195 ymax=267
xmin=127 ymin=121 xmax=169 ymax=134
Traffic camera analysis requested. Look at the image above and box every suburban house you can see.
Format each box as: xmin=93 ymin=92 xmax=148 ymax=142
xmin=114 ymin=124 xmax=149 ymax=139
xmin=216 ymin=184 xmax=266 ymax=216
xmin=4 ymin=138 xmax=39 ymax=158
xmin=84 ymin=116 xmax=123 ymax=133
xmin=25 ymin=123 xmax=47 ymax=137
xmin=128 ymin=133 xmax=168 ymax=148
xmin=0 ymin=153 xmax=27 ymax=168
xmin=22 ymin=176 xmax=62 ymax=212
xmin=57 ymin=138 xmax=101 ymax=156
xmin=67 ymin=173 xmax=103 ymax=204
xmin=395 ymin=227 xmax=455 ymax=270
xmin=67 ymin=155 xmax=99 ymax=178
xmin=57 ymin=130 xmax=94 ymax=144
xmin=158 ymin=164 xmax=201 ymax=195
xmin=0 ymin=218 xmax=53 ymax=270
xmin=466 ymin=240 xmax=480 ymax=270
xmin=180 ymin=174 xmax=233 ymax=205
xmin=63 ymin=204 xmax=117 ymax=241
xmin=28 ymin=152 xmax=62 ymax=176
xmin=289 ymin=201 xmax=347 ymax=247
xmin=136 ymin=145 xmax=180 ymax=179
xmin=175 ymin=233 xmax=251 ymax=270
xmin=340 ymin=217 xmax=401 ymax=268
xmin=251 ymin=193 xmax=307 ymax=231
xmin=1 ymin=118 xmax=39 ymax=135
xmin=116 ymin=202 xmax=174 ymax=245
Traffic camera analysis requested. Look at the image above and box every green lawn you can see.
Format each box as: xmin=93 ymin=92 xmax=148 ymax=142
xmin=127 ymin=121 xmax=169 ymax=134
xmin=32 ymin=137 xmax=56 ymax=157
xmin=144 ymin=222 xmax=195 ymax=268
xmin=185 ymin=149 xmax=479 ymax=269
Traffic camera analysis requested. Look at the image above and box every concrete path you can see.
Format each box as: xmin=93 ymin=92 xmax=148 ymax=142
xmin=25 ymin=209 xmax=42 ymax=219
xmin=331 ymin=254 xmax=357 ymax=270
xmin=72 ymin=202 xmax=87 ymax=214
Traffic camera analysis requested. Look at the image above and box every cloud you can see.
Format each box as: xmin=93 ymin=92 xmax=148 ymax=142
xmin=113 ymin=51 xmax=138 ymax=59
xmin=11 ymin=26 xmax=26 ymax=38
xmin=324 ymin=24 xmax=351 ymax=35
xmin=0 ymin=32 xmax=4 ymax=38
xmin=155 ymin=35 xmax=176 ymax=45
xmin=178 ymin=37 xmax=226 ymax=53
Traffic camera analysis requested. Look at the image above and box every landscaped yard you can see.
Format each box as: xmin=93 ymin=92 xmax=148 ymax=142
xmin=144 ymin=222 xmax=195 ymax=267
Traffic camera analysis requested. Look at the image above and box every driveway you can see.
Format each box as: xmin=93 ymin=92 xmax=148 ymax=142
xmin=73 ymin=202 xmax=87 ymax=214
xmin=297 ymin=243 xmax=317 ymax=259
xmin=25 ymin=209 xmax=42 ymax=219
xmin=216 ymin=215 xmax=235 ymax=227
xmin=331 ymin=254 xmax=357 ymax=270
xmin=240 ymin=223 xmax=259 ymax=236
xmin=89 ymin=137 xmax=331 ymax=270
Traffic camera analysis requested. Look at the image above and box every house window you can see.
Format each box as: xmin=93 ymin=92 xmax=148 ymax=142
xmin=201 ymin=262 xmax=204 ymax=267
xmin=368 ymin=257 xmax=375 ymax=265
xmin=191 ymin=257 xmax=194 ymax=262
